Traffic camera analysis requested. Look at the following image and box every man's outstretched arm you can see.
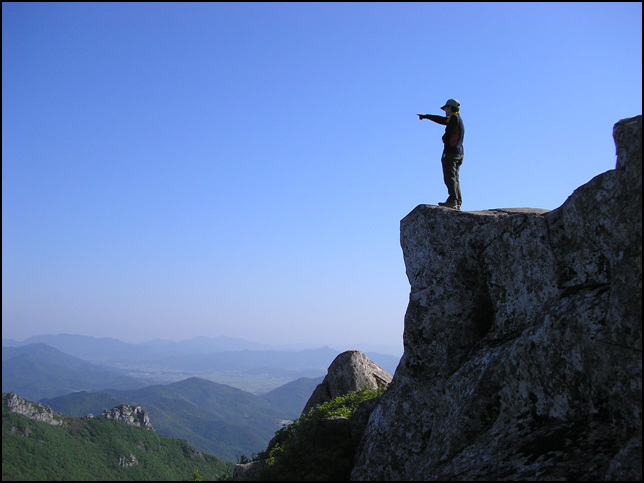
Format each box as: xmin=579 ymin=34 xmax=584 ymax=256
xmin=418 ymin=114 xmax=448 ymax=125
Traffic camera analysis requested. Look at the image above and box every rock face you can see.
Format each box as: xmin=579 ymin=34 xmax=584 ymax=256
xmin=301 ymin=350 xmax=393 ymax=415
xmin=3 ymin=392 xmax=66 ymax=427
xmin=352 ymin=116 xmax=642 ymax=481
xmin=99 ymin=404 xmax=155 ymax=431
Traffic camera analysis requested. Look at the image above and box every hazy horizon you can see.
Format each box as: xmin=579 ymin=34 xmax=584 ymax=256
xmin=2 ymin=331 xmax=404 ymax=357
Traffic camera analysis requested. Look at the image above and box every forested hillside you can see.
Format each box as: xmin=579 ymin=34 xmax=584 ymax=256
xmin=2 ymin=404 xmax=234 ymax=481
xmin=40 ymin=376 xmax=316 ymax=462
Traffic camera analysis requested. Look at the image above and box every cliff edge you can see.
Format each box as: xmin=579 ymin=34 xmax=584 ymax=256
xmin=352 ymin=116 xmax=642 ymax=481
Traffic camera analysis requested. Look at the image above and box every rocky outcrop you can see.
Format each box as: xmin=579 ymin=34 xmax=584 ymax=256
xmin=2 ymin=392 xmax=156 ymax=434
xmin=3 ymin=392 xmax=67 ymax=426
xmin=352 ymin=116 xmax=642 ymax=481
xmin=234 ymin=351 xmax=391 ymax=480
xmin=118 ymin=454 xmax=138 ymax=468
xmin=301 ymin=350 xmax=392 ymax=416
xmin=99 ymin=404 xmax=154 ymax=431
xmin=235 ymin=460 xmax=269 ymax=481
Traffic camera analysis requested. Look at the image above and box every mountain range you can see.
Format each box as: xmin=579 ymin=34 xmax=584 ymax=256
xmin=2 ymin=344 xmax=148 ymax=401
xmin=39 ymin=376 xmax=319 ymax=462
xmin=3 ymin=334 xmax=400 ymax=394
xmin=2 ymin=333 xmax=399 ymax=462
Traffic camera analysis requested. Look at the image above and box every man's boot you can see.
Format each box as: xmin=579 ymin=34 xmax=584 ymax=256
xmin=438 ymin=199 xmax=460 ymax=210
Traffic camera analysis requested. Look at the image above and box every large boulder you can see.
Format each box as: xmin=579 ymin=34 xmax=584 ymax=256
xmin=234 ymin=350 xmax=392 ymax=481
xmin=352 ymin=116 xmax=642 ymax=481
xmin=301 ymin=350 xmax=392 ymax=416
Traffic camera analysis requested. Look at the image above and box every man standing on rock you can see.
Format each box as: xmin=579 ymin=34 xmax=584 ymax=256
xmin=418 ymin=99 xmax=465 ymax=210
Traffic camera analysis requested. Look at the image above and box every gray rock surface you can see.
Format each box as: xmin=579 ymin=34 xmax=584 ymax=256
xmin=352 ymin=116 xmax=642 ymax=481
xmin=3 ymin=392 xmax=155 ymax=433
xmin=99 ymin=404 xmax=155 ymax=431
xmin=3 ymin=392 xmax=66 ymax=426
xmin=234 ymin=460 xmax=268 ymax=481
xmin=301 ymin=350 xmax=392 ymax=416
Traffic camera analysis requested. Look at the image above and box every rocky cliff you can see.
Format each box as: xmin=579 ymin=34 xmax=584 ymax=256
xmin=352 ymin=116 xmax=642 ymax=481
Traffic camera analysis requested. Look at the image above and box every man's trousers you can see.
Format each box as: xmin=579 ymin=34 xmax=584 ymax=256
xmin=441 ymin=152 xmax=463 ymax=206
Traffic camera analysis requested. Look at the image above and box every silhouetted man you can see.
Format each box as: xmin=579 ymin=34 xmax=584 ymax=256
xmin=418 ymin=99 xmax=465 ymax=210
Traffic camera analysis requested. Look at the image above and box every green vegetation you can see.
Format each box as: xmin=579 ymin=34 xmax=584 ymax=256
xmin=2 ymin=406 xmax=234 ymax=481
xmin=258 ymin=386 xmax=386 ymax=481
xmin=41 ymin=377 xmax=305 ymax=462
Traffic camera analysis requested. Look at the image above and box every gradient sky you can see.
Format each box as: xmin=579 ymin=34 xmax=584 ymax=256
xmin=2 ymin=2 xmax=642 ymax=355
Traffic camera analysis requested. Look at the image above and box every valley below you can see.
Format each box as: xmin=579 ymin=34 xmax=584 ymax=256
xmin=2 ymin=333 xmax=401 ymax=462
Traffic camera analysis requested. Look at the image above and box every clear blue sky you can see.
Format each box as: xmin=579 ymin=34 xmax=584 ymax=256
xmin=3 ymin=2 xmax=642 ymax=355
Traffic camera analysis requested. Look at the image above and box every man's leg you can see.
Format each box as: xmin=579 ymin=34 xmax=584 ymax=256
xmin=441 ymin=153 xmax=463 ymax=206
xmin=453 ymin=155 xmax=463 ymax=206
